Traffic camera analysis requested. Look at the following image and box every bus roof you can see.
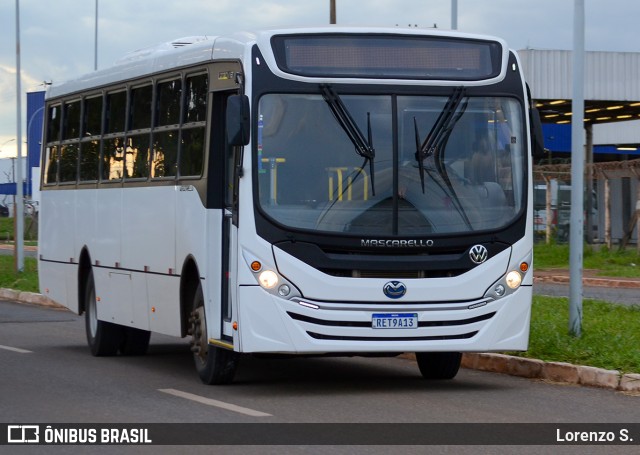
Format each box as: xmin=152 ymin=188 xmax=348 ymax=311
xmin=46 ymin=26 xmax=510 ymax=99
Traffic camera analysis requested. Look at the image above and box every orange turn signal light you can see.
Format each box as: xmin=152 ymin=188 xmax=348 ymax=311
xmin=250 ymin=261 xmax=262 ymax=272
xmin=520 ymin=262 xmax=529 ymax=273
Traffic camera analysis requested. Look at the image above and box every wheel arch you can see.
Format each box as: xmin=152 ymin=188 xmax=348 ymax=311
xmin=77 ymin=247 xmax=93 ymax=315
xmin=180 ymin=255 xmax=201 ymax=338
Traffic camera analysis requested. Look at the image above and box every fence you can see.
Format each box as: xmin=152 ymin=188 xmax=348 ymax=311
xmin=533 ymin=158 xmax=640 ymax=252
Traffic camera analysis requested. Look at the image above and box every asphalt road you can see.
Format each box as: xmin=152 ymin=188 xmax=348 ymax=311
xmin=0 ymin=300 xmax=638 ymax=454
xmin=533 ymin=282 xmax=640 ymax=306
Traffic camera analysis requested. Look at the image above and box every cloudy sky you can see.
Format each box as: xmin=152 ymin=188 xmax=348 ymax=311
xmin=1 ymin=0 xmax=639 ymax=159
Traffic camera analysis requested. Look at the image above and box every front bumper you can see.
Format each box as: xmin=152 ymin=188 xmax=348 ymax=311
xmin=236 ymin=285 xmax=532 ymax=354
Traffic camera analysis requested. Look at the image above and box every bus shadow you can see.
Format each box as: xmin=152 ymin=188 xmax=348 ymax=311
xmin=230 ymin=354 xmax=508 ymax=395
xmin=60 ymin=338 xmax=511 ymax=395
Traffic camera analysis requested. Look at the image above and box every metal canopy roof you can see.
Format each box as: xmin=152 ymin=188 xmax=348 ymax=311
xmin=517 ymin=49 xmax=640 ymax=125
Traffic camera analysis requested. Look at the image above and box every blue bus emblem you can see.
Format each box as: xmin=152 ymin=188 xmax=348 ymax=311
xmin=383 ymin=281 xmax=407 ymax=299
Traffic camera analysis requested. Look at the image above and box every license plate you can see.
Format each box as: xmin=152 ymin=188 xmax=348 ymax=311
xmin=372 ymin=313 xmax=418 ymax=329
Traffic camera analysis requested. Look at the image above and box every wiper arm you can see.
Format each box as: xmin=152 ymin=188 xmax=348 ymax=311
xmin=321 ymin=84 xmax=376 ymax=196
xmin=414 ymin=86 xmax=472 ymax=229
xmin=414 ymin=117 xmax=427 ymax=193
xmin=414 ymin=86 xmax=466 ymax=192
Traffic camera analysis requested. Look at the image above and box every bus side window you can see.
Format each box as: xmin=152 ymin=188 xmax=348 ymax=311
xmin=127 ymin=84 xmax=152 ymax=180
xmin=152 ymin=131 xmax=178 ymax=178
xmin=104 ymin=137 xmax=125 ymax=180
xmin=103 ymin=91 xmax=127 ymax=181
xmin=60 ymin=100 xmax=81 ymax=183
xmin=79 ymin=95 xmax=102 ymax=182
xmin=43 ymin=145 xmax=59 ymax=185
xmin=180 ymin=128 xmax=205 ymax=177
xmin=125 ymin=134 xmax=150 ymax=179
xmin=43 ymin=105 xmax=61 ymax=185
xmin=179 ymin=73 xmax=207 ymax=177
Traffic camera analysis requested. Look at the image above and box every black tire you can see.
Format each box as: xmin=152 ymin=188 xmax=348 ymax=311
xmin=84 ymin=270 xmax=124 ymax=356
xmin=415 ymin=352 xmax=462 ymax=380
xmin=120 ymin=327 xmax=151 ymax=356
xmin=189 ymin=282 xmax=238 ymax=385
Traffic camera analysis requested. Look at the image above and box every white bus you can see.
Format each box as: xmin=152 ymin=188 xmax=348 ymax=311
xmin=39 ymin=27 xmax=541 ymax=384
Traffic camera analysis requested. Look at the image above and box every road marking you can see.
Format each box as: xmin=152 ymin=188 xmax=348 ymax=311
xmin=0 ymin=344 xmax=32 ymax=354
xmin=158 ymin=388 xmax=272 ymax=417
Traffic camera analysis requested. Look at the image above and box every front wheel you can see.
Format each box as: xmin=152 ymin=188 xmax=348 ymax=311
xmin=84 ymin=270 xmax=124 ymax=356
xmin=189 ymin=283 xmax=238 ymax=385
xmin=415 ymin=352 xmax=462 ymax=380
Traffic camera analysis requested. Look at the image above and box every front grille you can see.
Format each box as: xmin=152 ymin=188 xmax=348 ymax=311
xmin=321 ymin=269 xmax=464 ymax=278
xmin=275 ymin=240 xmax=482 ymax=279
xmin=355 ymin=270 xmax=425 ymax=279
xmin=287 ymin=311 xmax=495 ymax=328
xmin=306 ymin=331 xmax=478 ymax=342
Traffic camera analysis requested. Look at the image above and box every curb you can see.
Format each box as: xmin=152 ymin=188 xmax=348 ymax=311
xmin=403 ymin=352 xmax=640 ymax=393
xmin=3 ymin=288 xmax=639 ymax=393
xmin=0 ymin=288 xmax=64 ymax=309
xmin=533 ymin=275 xmax=640 ymax=289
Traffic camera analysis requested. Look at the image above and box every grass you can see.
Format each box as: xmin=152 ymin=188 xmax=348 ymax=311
xmin=534 ymin=241 xmax=640 ymax=278
xmin=0 ymin=216 xmax=38 ymax=242
xmin=515 ymin=296 xmax=640 ymax=374
xmin=0 ymin=255 xmax=39 ymax=293
xmin=0 ymin=217 xmax=13 ymax=242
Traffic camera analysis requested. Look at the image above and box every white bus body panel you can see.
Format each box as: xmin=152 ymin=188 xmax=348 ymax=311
xmin=37 ymin=259 xmax=77 ymax=312
xmin=39 ymin=184 xmax=213 ymax=338
xmin=95 ymin=188 xmax=122 ymax=267
xmin=38 ymin=189 xmax=79 ymax=312
xmin=122 ymin=186 xmax=176 ymax=273
xmin=146 ymin=274 xmax=181 ymax=336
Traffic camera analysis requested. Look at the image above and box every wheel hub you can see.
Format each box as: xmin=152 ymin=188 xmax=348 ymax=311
xmin=188 ymin=307 xmax=208 ymax=362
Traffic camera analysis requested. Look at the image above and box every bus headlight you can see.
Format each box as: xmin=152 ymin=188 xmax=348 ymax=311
xmin=258 ymin=270 xmax=279 ymax=289
xmin=505 ymin=270 xmax=522 ymax=289
xmin=484 ymin=253 xmax=531 ymax=301
xmin=243 ymin=249 xmax=302 ymax=299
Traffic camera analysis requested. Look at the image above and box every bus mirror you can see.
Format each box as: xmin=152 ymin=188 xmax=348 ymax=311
xmin=530 ymin=107 xmax=545 ymax=158
xmin=226 ymin=95 xmax=250 ymax=146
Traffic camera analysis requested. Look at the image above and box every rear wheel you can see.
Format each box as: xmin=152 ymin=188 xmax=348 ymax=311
xmin=84 ymin=270 xmax=124 ymax=356
xmin=415 ymin=352 xmax=462 ymax=380
xmin=189 ymin=282 xmax=238 ymax=385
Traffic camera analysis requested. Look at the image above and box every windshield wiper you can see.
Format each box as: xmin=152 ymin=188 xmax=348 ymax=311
xmin=414 ymin=86 xmax=472 ymax=229
xmin=321 ymin=84 xmax=376 ymax=196
xmin=414 ymin=86 xmax=466 ymax=193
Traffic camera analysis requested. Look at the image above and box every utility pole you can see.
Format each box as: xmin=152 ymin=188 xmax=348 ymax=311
xmin=330 ymin=0 xmax=336 ymax=24
xmin=451 ymin=0 xmax=458 ymax=30
xmin=569 ymin=0 xmax=585 ymax=337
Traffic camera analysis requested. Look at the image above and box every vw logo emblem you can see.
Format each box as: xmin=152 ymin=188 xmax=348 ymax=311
xmin=469 ymin=245 xmax=489 ymax=265
xmin=383 ymin=281 xmax=407 ymax=299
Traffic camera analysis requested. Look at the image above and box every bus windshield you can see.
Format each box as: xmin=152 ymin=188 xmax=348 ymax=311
xmin=257 ymin=92 xmax=524 ymax=236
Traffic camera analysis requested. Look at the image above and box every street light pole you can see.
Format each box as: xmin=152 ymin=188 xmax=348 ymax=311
xmin=15 ymin=0 xmax=24 ymax=273
xmin=451 ymin=0 xmax=458 ymax=30
xmin=94 ymin=0 xmax=98 ymax=70
xmin=569 ymin=0 xmax=585 ymax=337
